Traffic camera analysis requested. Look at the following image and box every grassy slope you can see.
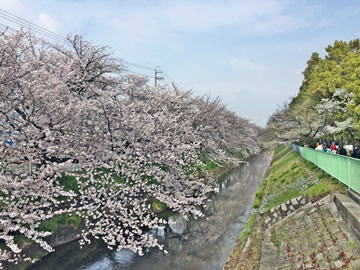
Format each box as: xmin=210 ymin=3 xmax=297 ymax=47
xmin=225 ymin=145 xmax=346 ymax=270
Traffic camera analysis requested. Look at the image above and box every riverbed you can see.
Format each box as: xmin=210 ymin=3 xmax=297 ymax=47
xmin=29 ymin=151 xmax=273 ymax=270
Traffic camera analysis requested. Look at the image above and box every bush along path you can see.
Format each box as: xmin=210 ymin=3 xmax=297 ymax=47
xmin=224 ymin=145 xmax=360 ymax=270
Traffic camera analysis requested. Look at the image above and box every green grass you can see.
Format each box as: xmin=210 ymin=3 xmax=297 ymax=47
xmin=254 ymin=145 xmax=346 ymax=211
xmin=238 ymin=212 xmax=257 ymax=241
xmin=201 ymin=158 xmax=219 ymax=171
xmin=228 ymin=149 xmax=246 ymax=159
xmin=151 ymin=200 xmax=168 ymax=213
xmin=58 ymin=174 xmax=79 ymax=193
xmin=38 ymin=213 xmax=81 ymax=233
xmin=306 ymin=179 xmax=346 ymax=197
xmin=271 ymin=227 xmax=289 ymax=249
xmin=14 ymin=233 xmax=33 ymax=248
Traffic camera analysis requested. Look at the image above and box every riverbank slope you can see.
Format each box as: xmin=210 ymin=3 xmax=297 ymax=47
xmin=225 ymin=145 xmax=360 ymax=269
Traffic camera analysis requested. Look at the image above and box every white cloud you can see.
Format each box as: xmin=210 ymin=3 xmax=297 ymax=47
xmin=36 ymin=13 xmax=64 ymax=33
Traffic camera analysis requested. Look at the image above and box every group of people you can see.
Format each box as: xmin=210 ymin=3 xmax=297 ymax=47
xmin=312 ymin=142 xmax=360 ymax=159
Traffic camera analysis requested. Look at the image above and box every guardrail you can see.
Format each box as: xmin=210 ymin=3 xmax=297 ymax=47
xmin=291 ymin=144 xmax=360 ymax=193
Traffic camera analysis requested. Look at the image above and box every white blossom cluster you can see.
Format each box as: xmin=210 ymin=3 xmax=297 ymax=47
xmin=265 ymin=88 xmax=355 ymax=144
xmin=0 ymin=30 xmax=262 ymax=266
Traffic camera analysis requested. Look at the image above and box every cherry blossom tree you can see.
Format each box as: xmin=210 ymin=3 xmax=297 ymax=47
xmin=265 ymin=88 xmax=356 ymax=145
xmin=0 ymin=29 xmax=262 ymax=267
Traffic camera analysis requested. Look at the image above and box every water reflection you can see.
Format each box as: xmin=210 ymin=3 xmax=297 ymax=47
xmin=30 ymin=152 xmax=273 ymax=270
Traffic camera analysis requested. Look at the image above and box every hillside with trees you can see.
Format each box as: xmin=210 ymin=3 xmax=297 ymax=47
xmin=265 ymin=39 xmax=360 ymax=145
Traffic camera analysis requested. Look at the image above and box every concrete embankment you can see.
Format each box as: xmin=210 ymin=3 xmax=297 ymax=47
xmin=225 ymin=145 xmax=360 ymax=270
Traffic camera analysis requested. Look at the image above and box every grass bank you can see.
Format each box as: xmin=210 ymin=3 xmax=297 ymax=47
xmin=225 ymin=145 xmax=346 ymax=270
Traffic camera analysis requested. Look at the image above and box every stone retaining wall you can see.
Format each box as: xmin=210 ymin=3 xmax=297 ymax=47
xmin=262 ymin=194 xmax=308 ymax=229
xmin=333 ymin=193 xmax=360 ymax=241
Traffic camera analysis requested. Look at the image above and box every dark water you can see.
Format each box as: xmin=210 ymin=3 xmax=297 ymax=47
xmin=30 ymin=152 xmax=273 ymax=270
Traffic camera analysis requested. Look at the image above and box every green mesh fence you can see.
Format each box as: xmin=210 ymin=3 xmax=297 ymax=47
xmin=292 ymin=144 xmax=360 ymax=193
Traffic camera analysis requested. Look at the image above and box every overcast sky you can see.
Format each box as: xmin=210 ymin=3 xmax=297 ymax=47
xmin=1 ymin=0 xmax=360 ymax=126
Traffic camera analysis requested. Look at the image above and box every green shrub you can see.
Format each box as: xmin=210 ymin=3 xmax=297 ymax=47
xmin=151 ymin=200 xmax=168 ymax=213
xmin=58 ymin=174 xmax=79 ymax=193
xmin=38 ymin=213 xmax=81 ymax=233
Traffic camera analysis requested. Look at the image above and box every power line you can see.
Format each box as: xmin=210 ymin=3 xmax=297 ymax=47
xmin=163 ymin=71 xmax=177 ymax=83
xmin=0 ymin=8 xmax=67 ymax=43
xmin=0 ymin=23 xmax=18 ymax=34
xmin=125 ymin=61 xmax=153 ymax=71
xmin=127 ymin=70 xmax=155 ymax=79
xmin=0 ymin=14 xmax=67 ymax=44
xmin=0 ymin=8 xmax=169 ymax=84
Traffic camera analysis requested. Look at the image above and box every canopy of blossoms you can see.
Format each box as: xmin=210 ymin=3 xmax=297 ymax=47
xmin=0 ymin=30 xmax=262 ymax=267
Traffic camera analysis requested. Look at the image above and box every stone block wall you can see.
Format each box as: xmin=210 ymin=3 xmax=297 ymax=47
xmin=262 ymin=194 xmax=308 ymax=229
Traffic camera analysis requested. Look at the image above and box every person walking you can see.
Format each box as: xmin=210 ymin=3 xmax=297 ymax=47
xmin=338 ymin=145 xmax=347 ymax=156
xmin=352 ymin=143 xmax=360 ymax=159
xmin=315 ymin=142 xmax=323 ymax=151
xmin=330 ymin=142 xmax=337 ymax=154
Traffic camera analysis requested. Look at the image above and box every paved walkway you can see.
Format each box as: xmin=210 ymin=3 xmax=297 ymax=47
xmin=260 ymin=196 xmax=360 ymax=270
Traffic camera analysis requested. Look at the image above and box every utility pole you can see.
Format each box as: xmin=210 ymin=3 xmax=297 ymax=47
xmin=154 ymin=66 xmax=164 ymax=86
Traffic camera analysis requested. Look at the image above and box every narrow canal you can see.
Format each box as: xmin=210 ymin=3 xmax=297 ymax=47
xmin=30 ymin=151 xmax=273 ymax=270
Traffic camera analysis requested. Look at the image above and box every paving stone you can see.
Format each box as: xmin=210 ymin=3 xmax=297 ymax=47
xmin=316 ymin=253 xmax=324 ymax=260
xmin=244 ymin=237 xmax=251 ymax=249
xmin=281 ymin=203 xmax=287 ymax=211
xmin=334 ymin=260 xmax=343 ymax=268
xmin=259 ymin=195 xmax=360 ymax=270
xmin=348 ymin=259 xmax=360 ymax=269
xmin=307 ymin=207 xmax=317 ymax=215
xmin=265 ymin=216 xmax=271 ymax=224
xmin=291 ymin=198 xmax=299 ymax=206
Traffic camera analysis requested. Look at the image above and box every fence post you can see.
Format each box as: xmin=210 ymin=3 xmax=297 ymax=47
xmin=347 ymin=158 xmax=351 ymax=191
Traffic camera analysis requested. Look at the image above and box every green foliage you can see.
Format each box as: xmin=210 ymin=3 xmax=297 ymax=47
xmin=289 ymin=38 xmax=360 ymax=134
xmin=58 ymin=174 xmax=79 ymax=193
xmin=151 ymin=200 xmax=168 ymax=213
xmin=238 ymin=212 xmax=257 ymax=241
xmin=14 ymin=234 xmax=33 ymax=247
xmin=183 ymin=156 xmax=219 ymax=176
xmin=201 ymin=157 xmax=219 ymax=171
xmin=297 ymin=136 xmax=318 ymax=148
xmin=157 ymin=209 xmax=176 ymax=219
xmin=38 ymin=213 xmax=81 ymax=233
xmin=228 ymin=149 xmax=246 ymax=159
